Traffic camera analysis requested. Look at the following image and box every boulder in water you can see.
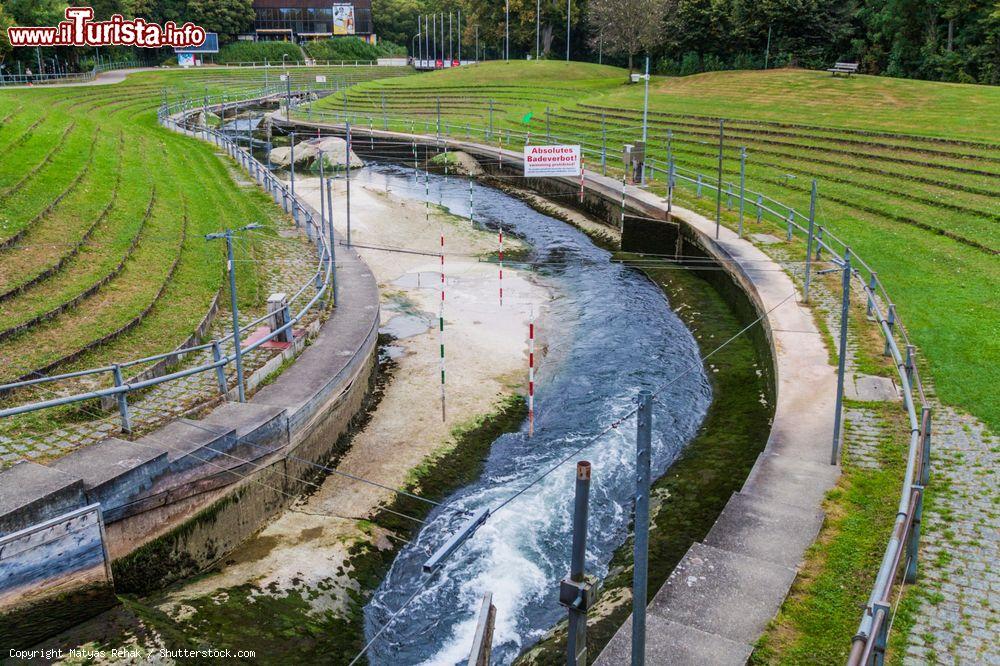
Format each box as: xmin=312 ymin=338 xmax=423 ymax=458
xmin=268 ymin=136 xmax=364 ymax=170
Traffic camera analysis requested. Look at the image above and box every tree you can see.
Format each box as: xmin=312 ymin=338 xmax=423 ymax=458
xmin=186 ymin=0 xmax=254 ymax=41
xmin=587 ymin=0 xmax=668 ymax=71
xmin=372 ymin=0 xmax=424 ymax=47
xmin=0 ymin=3 xmax=12 ymax=65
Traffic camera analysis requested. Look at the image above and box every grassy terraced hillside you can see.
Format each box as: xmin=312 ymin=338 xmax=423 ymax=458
xmin=0 ymin=65 xmax=409 ymax=390
xmin=310 ymin=61 xmax=1000 ymax=430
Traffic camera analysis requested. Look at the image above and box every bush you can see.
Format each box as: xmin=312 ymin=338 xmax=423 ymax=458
xmin=303 ymin=37 xmax=405 ymax=62
xmin=216 ymin=41 xmax=304 ymax=65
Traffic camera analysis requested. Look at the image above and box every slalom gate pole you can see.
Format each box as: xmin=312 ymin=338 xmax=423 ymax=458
xmin=528 ymin=308 xmax=535 ymax=437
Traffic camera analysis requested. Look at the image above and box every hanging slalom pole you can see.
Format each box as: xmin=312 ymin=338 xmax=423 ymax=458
xmin=499 ymin=222 xmax=504 ymax=307
xmin=579 ymin=157 xmax=585 ymax=203
xmin=426 ymin=164 xmax=445 ymax=422
xmin=528 ymin=308 xmax=535 ymax=437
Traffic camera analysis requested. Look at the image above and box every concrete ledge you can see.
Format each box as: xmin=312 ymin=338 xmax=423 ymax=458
xmin=0 ymin=462 xmax=84 ymax=537
xmin=143 ymin=419 xmax=238 ymax=474
xmin=49 ymin=438 xmax=169 ymax=515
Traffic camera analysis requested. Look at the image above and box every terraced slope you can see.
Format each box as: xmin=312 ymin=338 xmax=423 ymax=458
xmin=0 ymin=66 xmax=408 ymax=390
xmin=310 ymin=62 xmax=1000 ymax=428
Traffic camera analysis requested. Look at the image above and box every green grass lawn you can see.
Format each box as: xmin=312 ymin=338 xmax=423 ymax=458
xmin=310 ymin=62 xmax=1000 ymax=431
xmin=0 ymin=65 xmax=407 ymax=404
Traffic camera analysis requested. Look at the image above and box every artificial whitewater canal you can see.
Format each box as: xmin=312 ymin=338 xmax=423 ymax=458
xmin=353 ymin=162 xmax=711 ymax=664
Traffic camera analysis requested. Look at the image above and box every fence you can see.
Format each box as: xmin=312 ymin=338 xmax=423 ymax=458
xmin=295 ymin=96 xmax=929 ymax=664
xmin=0 ymin=60 xmax=140 ymax=86
xmin=0 ymin=86 xmax=335 ymax=444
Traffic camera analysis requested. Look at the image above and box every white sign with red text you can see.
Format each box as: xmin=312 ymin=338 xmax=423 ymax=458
xmin=523 ymin=144 xmax=581 ymax=177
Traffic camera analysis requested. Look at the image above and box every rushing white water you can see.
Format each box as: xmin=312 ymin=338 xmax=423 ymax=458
xmin=359 ymin=163 xmax=710 ymax=665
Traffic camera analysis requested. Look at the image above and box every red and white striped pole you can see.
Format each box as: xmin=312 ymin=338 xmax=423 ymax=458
xmin=528 ymin=307 xmax=535 ymax=437
xmin=499 ymin=223 xmax=504 ymax=307
xmin=438 ymin=173 xmax=446 ymax=422
xmin=498 ymin=137 xmax=503 ymax=170
xmin=579 ymin=157 xmax=585 ymax=203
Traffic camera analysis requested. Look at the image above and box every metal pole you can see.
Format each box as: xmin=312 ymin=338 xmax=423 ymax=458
xmin=476 ymin=25 xmax=479 ymax=62
xmin=449 ymin=12 xmax=453 ymax=62
xmin=326 ymin=178 xmax=337 ymax=303
xmin=489 ymin=100 xmax=494 ymax=140
xmin=715 ymin=119 xmax=724 ymax=239
xmin=505 ymin=0 xmax=510 ymax=61
xmin=112 ymin=364 xmax=132 ymax=434
xmin=831 ymin=247 xmax=851 ymax=465
xmin=563 ymin=460 xmax=593 ymax=666
xmin=433 ymin=14 xmax=437 ymax=64
xmin=289 ymin=132 xmax=298 ymax=225
xmin=286 ymin=74 xmax=291 ymax=121
xmin=803 ymin=179 xmax=818 ymax=302
xmin=437 ymin=96 xmax=441 ymax=139
xmin=765 ymin=24 xmax=772 ymax=69
xmin=632 ymin=389 xmax=653 ymax=665
xmin=566 ymin=0 xmax=571 ymax=61
xmin=458 ymin=10 xmax=462 ymax=61
xmin=318 ymin=149 xmax=326 ymax=237
xmin=738 ymin=147 xmax=747 ymax=238
xmin=346 ymin=121 xmax=352 ymax=246
xmin=640 ymin=57 xmax=649 ymax=185
xmin=226 ymin=230 xmax=246 ymax=402
xmin=536 ymin=0 xmax=541 ymax=58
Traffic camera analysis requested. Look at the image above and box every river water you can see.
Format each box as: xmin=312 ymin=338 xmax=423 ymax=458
xmin=354 ymin=163 xmax=712 ymax=665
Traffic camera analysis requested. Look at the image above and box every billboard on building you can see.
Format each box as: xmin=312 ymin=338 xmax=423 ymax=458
xmin=333 ymin=4 xmax=356 ymax=35
xmin=523 ymin=145 xmax=581 ymax=177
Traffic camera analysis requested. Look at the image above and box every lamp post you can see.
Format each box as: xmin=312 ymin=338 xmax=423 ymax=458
xmin=640 ymin=57 xmax=650 ymax=185
xmin=205 ymin=223 xmax=263 ymax=403
xmin=505 ymin=0 xmax=510 ymax=61
xmin=566 ymin=0 xmax=571 ymax=61
xmin=536 ymin=0 xmax=541 ymax=59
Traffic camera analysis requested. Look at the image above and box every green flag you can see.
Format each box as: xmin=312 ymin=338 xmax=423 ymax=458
xmin=522 ymin=112 xmax=533 ymax=124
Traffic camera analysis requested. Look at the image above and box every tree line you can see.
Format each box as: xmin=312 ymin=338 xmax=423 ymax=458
xmin=1 ymin=0 xmax=997 ymax=84
xmin=379 ymin=0 xmax=999 ymax=84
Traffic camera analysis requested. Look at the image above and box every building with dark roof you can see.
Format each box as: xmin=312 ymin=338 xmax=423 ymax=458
xmin=251 ymin=0 xmax=375 ymax=43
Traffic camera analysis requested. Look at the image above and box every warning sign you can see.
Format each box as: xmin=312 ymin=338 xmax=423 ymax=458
xmin=523 ymin=144 xmax=581 ymax=177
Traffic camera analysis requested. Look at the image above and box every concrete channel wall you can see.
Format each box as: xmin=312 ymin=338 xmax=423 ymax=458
xmin=0 ymin=113 xmax=382 ymax=649
xmin=276 ymin=119 xmax=838 ymax=665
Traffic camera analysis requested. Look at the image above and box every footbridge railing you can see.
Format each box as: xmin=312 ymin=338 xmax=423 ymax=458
xmin=294 ymin=99 xmax=929 ymax=664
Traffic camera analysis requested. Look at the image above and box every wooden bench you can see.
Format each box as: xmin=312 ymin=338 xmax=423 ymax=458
xmin=828 ymin=62 xmax=859 ymax=77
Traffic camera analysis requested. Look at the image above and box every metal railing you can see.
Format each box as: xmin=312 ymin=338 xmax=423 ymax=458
xmin=0 ymin=85 xmax=335 ymax=436
xmin=292 ymin=98 xmax=929 ymax=664
xmin=0 ymin=60 xmax=140 ymax=86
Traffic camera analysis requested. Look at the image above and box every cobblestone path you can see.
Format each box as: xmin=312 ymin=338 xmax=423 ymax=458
xmin=764 ymin=237 xmax=999 ymax=664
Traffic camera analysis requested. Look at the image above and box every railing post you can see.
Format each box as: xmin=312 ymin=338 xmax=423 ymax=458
xmin=816 ymin=226 xmax=825 ymax=259
xmin=211 ymin=340 xmax=228 ymax=395
xmin=871 ymin=602 xmax=890 ymax=666
xmin=632 ymin=390 xmax=653 ymax=666
xmin=786 ymin=210 xmax=794 ymax=241
xmin=290 ymin=132 xmax=298 ymax=225
xmin=905 ymin=487 xmax=923 ymax=583
xmin=904 ymin=345 xmax=916 ymax=385
xmin=726 ymin=183 xmax=733 ymax=210
xmin=696 ymin=173 xmax=702 ymax=197
xmin=756 ymin=194 xmax=763 ymax=224
xmin=866 ymin=272 xmax=878 ymax=316
xmin=919 ymin=407 xmax=932 ymax=486
xmin=831 ymin=247 xmax=851 ymax=465
xmin=738 ymin=147 xmax=746 ymax=238
xmin=112 ymin=364 xmax=132 ymax=434
xmin=803 ymin=179 xmax=818 ymax=302
xmin=883 ymin=304 xmax=896 ymax=356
